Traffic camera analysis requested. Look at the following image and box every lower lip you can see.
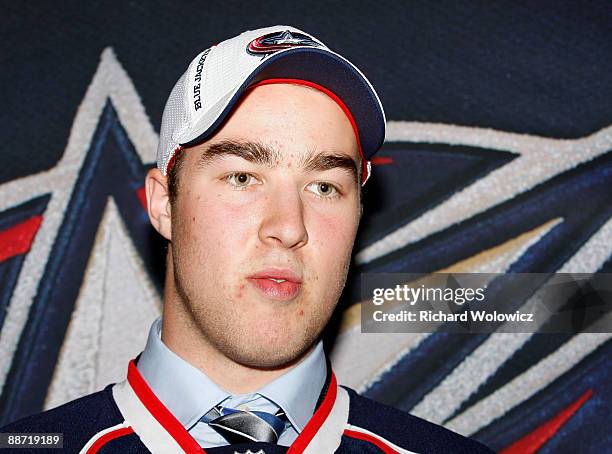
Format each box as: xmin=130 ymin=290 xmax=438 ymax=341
xmin=247 ymin=278 xmax=301 ymax=301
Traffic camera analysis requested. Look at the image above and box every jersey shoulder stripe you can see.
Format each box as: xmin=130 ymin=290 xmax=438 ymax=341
xmin=0 ymin=385 xmax=131 ymax=453
xmin=344 ymin=424 xmax=417 ymax=453
xmin=80 ymin=422 xmax=134 ymax=453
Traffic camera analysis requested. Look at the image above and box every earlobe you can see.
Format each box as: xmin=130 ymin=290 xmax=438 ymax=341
xmin=145 ymin=168 xmax=172 ymax=240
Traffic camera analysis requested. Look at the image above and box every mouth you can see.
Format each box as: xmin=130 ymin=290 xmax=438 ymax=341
xmin=247 ymin=268 xmax=302 ymax=301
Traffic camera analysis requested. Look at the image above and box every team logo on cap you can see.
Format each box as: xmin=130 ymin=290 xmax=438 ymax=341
xmin=247 ymin=30 xmax=321 ymax=55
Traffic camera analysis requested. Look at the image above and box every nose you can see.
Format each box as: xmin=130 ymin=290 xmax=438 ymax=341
xmin=258 ymin=185 xmax=308 ymax=250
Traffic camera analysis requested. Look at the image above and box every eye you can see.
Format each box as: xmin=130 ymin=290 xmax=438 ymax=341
xmin=307 ymin=181 xmax=339 ymax=198
xmin=225 ymin=172 xmax=259 ymax=189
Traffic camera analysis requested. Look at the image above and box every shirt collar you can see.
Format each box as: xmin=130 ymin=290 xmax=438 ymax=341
xmin=136 ymin=318 xmax=228 ymax=428
xmin=257 ymin=336 xmax=326 ymax=432
xmin=136 ymin=317 xmax=326 ymax=432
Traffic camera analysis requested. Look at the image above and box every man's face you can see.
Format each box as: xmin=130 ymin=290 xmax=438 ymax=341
xmin=166 ymin=83 xmax=360 ymax=369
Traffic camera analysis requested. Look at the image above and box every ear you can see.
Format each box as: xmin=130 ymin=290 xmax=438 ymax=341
xmin=145 ymin=168 xmax=172 ymax=240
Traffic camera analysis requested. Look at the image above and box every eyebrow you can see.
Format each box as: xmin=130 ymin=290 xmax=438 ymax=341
xmin=197 ymin=139 xmax=281 ymax=168
xmin=300 ymin=149 xmax=358 ymax=182
xmin=197 ymin=139 xmax=358 ymax=182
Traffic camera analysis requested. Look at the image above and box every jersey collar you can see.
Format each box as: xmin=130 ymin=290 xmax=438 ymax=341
xmin=113 ymin=359 xmax=349 ymax=453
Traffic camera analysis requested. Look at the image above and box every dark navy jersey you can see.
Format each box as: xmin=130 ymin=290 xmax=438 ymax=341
xmin=1 ymin=361 xmax=492 ymax=453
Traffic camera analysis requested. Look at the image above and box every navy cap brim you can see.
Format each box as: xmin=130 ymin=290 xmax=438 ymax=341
xmin=181 ymin=46 xmax=386 ymax=160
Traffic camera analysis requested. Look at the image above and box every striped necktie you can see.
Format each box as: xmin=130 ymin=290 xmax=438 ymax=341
xmin=207 ymin=406 xmax=287 ymax=444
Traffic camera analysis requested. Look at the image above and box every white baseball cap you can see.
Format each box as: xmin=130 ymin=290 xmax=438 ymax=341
xmin=157 ymin=25 xmax=386 ymax=184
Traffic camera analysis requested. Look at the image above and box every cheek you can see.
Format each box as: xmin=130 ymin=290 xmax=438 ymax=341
xmin=175 ymin=192 xmax=255 ymax=262
xmin=307 ymin=211 xmax=358 ymax=277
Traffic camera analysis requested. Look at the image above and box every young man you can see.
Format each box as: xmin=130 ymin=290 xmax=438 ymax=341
xmin=2 ymin=26 xmax=492 ymax=453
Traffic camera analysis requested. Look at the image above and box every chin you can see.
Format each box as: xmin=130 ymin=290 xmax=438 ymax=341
xmin=223 ymin=332 xmax=318 ymax=370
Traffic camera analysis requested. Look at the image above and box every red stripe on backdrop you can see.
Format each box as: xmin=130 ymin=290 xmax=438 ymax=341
xmin=371 ymin=156 xmax=393 ymax=166
xmin=500 ymin=388 xmax=593 ymax=454
xmin=0 ymin=215 xmax=43 ymax=263
xmin=136 ymin=187 xmax=147 ymax=211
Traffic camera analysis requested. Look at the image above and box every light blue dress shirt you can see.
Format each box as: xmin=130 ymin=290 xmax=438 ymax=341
xmin=136 ymin=317 xmax=327 ymax=448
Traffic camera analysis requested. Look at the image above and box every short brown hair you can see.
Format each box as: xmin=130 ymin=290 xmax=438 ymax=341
xmin=167 ymin=149 xmax=187 ymax=205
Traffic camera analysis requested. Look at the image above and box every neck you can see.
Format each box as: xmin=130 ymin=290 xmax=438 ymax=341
xmin=160 ymin=253 xmax=311 ymax=394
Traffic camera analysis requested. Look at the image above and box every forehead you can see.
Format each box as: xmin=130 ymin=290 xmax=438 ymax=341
xmin=200 ymin=83 xmax=360 ymax=162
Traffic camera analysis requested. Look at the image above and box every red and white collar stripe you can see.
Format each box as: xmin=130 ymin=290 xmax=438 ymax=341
xmin=80 ymin=422 xmax=134 ymax=454
xmin=343 ymin=425 xmax=416 ymax=454
xmin=111 ymin=360 xmax=349 ymax=453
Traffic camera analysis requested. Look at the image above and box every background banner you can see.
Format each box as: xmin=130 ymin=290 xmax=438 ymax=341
xmin=1 ymin=2 xmax=610 ymax=452
xmin=361 ymin=273 xmax=612 ymax=333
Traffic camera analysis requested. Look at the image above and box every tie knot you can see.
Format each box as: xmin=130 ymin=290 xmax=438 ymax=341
xmin=208 ymin=406 xmax=287 ymax=444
